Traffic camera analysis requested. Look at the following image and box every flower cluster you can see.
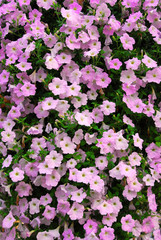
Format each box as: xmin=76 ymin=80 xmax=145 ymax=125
xmin=0 ymin=0 xmax=161 ymax=239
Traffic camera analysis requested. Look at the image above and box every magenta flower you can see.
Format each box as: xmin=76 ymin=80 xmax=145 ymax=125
xmin=109 ymin=58 xmax=122 ymax=70
xmin=142 ymin=216 xmax=154 ymax=233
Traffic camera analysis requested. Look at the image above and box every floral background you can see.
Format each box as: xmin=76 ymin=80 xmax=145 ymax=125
xmin=0 ymin=0 xmax=161 ymax=239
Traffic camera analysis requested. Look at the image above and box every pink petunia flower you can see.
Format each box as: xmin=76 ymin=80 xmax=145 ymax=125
xmin=121 ymin=214 xmax=135 ymax=232
xmin=9 ymin=167 xmax=24 ymax=182
xmin=45 ymin=170 xmax=61 ymax=187
xmin=99 ymin=226 xmax=115 ymax=240
xmin=45 ymin=150 xmax=63 ymax=168
xmin=133 ymin=133 xmax=143 ymax=149
xmin=120 ymin=33 xmax=135 ymax=50
xmin=29 ymin=198 xmax=40 ymax=214
xmin=2 ymin=211 xmax=16 ymax=229
xmin=100 ymin=100 xmax=116 ymax=115
xmin=62 ymin=229 xmax=74 ymax=240
xmin=16 ymin=62 xmax=32 ymax=71
xmin=67 ymin=202 xmax=84 ymax=220
xmin=48 ymin=78 xmax=67 ymax=95
xmin=42 ymin=205 xmax=56 ymax=220
xmin=15 ymin=182 xmax=32 ymax=197
xmin=89 ymin=175 xmax=104 ymax=193
xmin=60 ymin=137 xmax=76 ymax=154
xmin=83 ymin=219 xmax=98 ymax=235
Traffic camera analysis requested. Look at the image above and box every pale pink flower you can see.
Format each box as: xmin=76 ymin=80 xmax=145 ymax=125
xmin=125 ymin=57 xmax=141 ymax=70
xmin=109 ymin=162 xmax=124 ymax=180
xmin=153 ymin=111 xmax=161 ymax=128
xmin=16 ymin=62 xmax=32 ymax=71
xmin=75 ymin=112 xmax=93 ymax=126
xmin=121 ymin=214 xmax=135 ymax=232
xmin=42 ymin=97 xmax=58 ymax=110
xmin=45 ymin=150 xmax=63 ymax=168
xmin=102 ymin=213 xmax=117 ymax=227
xmin=72 ymin=129 xmax=84 ymax=144
xmin=97 ymin=200 xmax=113 ymax=215
xmin=56 ymin=52 xmax=72 ymax=64
xmin=48 ymin=78 xmax=67 ymax=95
xmin=38 ymin=162 xmax=53 ymax=175
xmin=128 ymin=152 xmax=141 ymax=166
xmin=143 ymin=174 xmax=155 ymax=186
xmin=2 ymin=211 xmax=16 ymax=229
xmin=1 ymin=130 xmax=16 ymax=143
xmin=120 ymin=69 xmax=136 ymax=84
xmin=60 ymin=137 xmax=76 ymax=154
xmin=123 ymin=115 xmax=135 ymax=127
xmin=142 ymin=54 xmax=157 ymax=68
xmin=115 ymin=133 xmax=129 ymax=150
xmin=71 ymin=188 xmax=86 ymax=203
xmin=42 ymin=205 xmax=56 ymax=220
xmin=99 ymin=226 xmax=115 ymax=240
xmin=123 ymin=185 xmax=137 ymax=201
xmin=127 ymin=177 xmax=142 ymax=192
xmin=66 ymin=158 xmax=77 ymax=169
xmin=95 ymin=156 xmax=108 ymax=170
xmin=9 ymin=167 xmax=24 ymax=182
xmin=120 ymin=33 xmax=135 ymax=50
xmin=40 ymin=193 xmax=52 ymax=206
xmin=120 ymin=163 xmax=136 ymax=178
xmin=45 ymin=170 xmax=61 ymax=187
xmin=83 ymin=219 xmax=98 ymax=235
xmin=45 ymin=55 xmax=59 ymax=70
xmin=67 ymin=202 xmax=84 ymax=220
xmin=29 ymin=198 xmax=40 ymax=215
xmin=133 ymin=133 xmax=143 ymax=149
xmin=2 ymin=155 xmax=12 ymax=168
xmin=37 ymin=231 xmax=53 ymax=240
xmin=100 ymin=100 xmax=116 ymax=115
xmin=132 ymin=220 xmax=142 ymax=237
xmin=76 ymin=169 xmax=90 ymax=184
xmin=89 ymin=175 xmax=104 ymax=193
